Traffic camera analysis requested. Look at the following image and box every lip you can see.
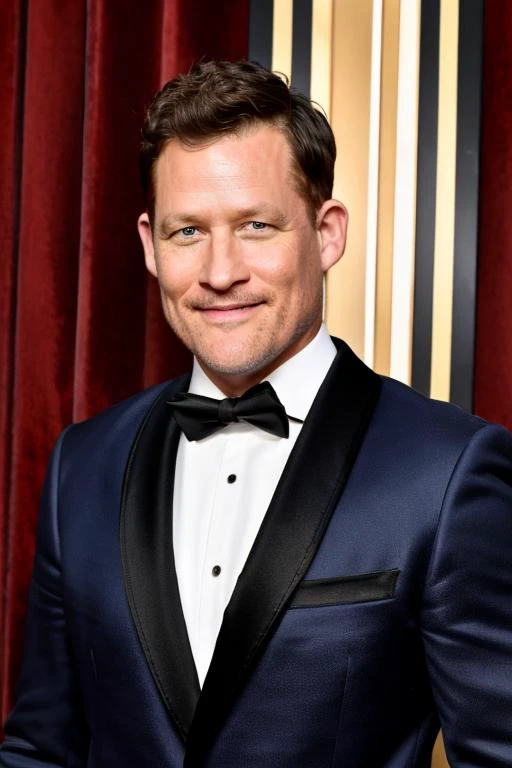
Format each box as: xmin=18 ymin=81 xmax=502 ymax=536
xmin=196 ymin=303 xmax=262 ymax=322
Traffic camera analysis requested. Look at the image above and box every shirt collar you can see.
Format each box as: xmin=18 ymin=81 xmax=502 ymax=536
xmin=188 ymin=323 xmax=337 ymax=422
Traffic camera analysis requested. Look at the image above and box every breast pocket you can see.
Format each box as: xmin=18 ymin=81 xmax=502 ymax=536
xmin=288 ymin=568 xmax=400 ymax=609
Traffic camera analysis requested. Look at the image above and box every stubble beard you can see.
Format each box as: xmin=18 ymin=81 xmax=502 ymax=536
xmin=166 ymin=298 xmax=321 ymax=380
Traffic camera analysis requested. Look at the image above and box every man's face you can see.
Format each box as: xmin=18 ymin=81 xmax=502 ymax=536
xmin=138 ymin=124 xmax=347 ymax=395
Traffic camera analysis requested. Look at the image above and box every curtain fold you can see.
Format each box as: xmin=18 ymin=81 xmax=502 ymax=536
xmin=0 ymin=0 xmax=24 ymax=720
xmin=0 ymin=0 xmax=249 ymax=723
xmin=474 ymin=0 xmax=512 ymax=429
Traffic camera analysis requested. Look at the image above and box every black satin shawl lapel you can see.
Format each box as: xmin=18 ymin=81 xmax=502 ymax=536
xmin=120 ymin=373 xmax=200 ymax=743
xmin=184 ymin=341 xmax=381 ymax=767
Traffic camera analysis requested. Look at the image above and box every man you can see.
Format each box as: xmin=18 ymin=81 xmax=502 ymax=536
xmin=1 ymin=60 xmax=512 ymax=767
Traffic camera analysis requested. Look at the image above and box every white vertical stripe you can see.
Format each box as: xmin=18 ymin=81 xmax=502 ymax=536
xmin=272 ymin=0 xmax=293 ymax=81
xmin=310 ymin=0 xmax=334 ymax=117
xmin=389 ymin=0 xmax=421 ymax=384
xmin=364 ymin=0 xmax=383 ymax=368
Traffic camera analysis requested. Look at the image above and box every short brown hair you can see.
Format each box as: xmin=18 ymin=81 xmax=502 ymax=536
xmin=140 ymin=60 xmax=336 ymax=218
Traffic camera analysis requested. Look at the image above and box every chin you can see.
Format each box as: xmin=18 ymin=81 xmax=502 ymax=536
xmin=200 ymin=357 xmax=262 ymax=377
xmin=197 ymin=347 xmax=279 ymax=378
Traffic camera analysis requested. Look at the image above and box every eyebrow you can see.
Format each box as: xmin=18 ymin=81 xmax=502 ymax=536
xmin=159 ymin=214 xmax=199 ymax=234
xmin=235 ymin=205 xmax=288 ymax=226
xmin=159 ymin=204 xmax=288 ymax=233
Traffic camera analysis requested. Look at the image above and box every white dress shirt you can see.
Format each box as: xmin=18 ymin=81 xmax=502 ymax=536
xmin=172 ymin=323 xmax=337 ymax=686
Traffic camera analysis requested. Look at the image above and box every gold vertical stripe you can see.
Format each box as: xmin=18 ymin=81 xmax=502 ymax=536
xmin=272 ymin=0 xmax=293 ymax=81
xmin=430 ymin=0 xmax=459 ymax=401
xmin=310 ymin=0 xmax=334 ymax=323
xmin=389 ymin=0 xmax=421 ymax=385
xmin=326 ymin=0 xmax=373 ymax=358
xmin=310 ymin=0 xmax=334 ymax=117
xmin=374 ymin=0 xmax=400 ymax=377
xmin=432 ymin=733 xmax=449 ymax=768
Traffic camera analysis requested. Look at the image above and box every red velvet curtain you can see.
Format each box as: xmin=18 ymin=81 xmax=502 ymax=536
xmin=474 ymin=1 xmax=512 ymax=429
xmin=0 ymin=0 xmax=249 ymax=723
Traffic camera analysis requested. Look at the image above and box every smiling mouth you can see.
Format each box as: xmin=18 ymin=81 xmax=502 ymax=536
xmin=196 ymin=302 xmax=263 ymax=321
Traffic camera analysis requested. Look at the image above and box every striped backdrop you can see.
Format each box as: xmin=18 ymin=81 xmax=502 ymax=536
xmin=249 ymin=0 xmax=483 ymax=412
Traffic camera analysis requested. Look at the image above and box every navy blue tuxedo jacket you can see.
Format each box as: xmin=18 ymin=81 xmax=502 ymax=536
xmin=2 ymin=340 xmax=512 ymax=767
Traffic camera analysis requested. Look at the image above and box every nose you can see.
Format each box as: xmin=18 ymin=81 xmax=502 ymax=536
xmin=199 ymin=230 xmax=250 ymax=291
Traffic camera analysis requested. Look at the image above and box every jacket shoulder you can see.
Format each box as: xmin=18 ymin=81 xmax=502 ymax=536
xmin=60 ymin=373 xmax=190 ymax=460
xmin=377 ymin=374 xmax=490 ymax=444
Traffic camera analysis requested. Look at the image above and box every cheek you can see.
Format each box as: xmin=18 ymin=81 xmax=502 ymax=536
xmin=271 ymin=251 xmax=322 ymax=298
xmin=155 ymin=260 xmax=193 ymax=303
xmin=252 ymin=243 xmax=303 ymax=287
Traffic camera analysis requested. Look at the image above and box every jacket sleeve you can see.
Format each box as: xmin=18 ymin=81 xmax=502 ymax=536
xmin=421 ymin=423 xmax=512 ymax=766
xmin=0 ymin=428 xmax=89 ymax=767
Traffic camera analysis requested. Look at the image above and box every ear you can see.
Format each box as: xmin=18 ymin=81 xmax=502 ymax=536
xmin=137 ymin=212 xmax=157 ymax=278
xmin=315 ymin=200 xmax=348 ymax=273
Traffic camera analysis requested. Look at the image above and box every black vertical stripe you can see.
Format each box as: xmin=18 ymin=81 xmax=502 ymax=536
xmin=291 ymin=0 xmax=312 ymax=96
xmin=450 ymin=0 xmax=483 ymax=411
xmin=249 ymin=0 xmax=274 ymax=69
xmin=412 ymin=0 xmax=440 ymax=397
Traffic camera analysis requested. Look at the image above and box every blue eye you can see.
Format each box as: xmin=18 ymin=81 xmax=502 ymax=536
xmin=181 ymin=226 xmax=197 ymax=236
xmin=251 ymin=221 xmax=266 ymax=229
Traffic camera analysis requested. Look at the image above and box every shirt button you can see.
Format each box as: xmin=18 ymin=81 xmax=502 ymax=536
xmin=212 ymin=565 xmax=221 ymax=577
xmin=227 ymin=474 xmax=237 ymax=484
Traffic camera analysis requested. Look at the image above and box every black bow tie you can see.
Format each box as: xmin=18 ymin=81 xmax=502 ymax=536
xmin=167 ymin=381 xmax=290 ymax=441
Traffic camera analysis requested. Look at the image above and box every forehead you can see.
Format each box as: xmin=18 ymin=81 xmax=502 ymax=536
xmin=152 ymin=125 xmax=299 ymax=213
